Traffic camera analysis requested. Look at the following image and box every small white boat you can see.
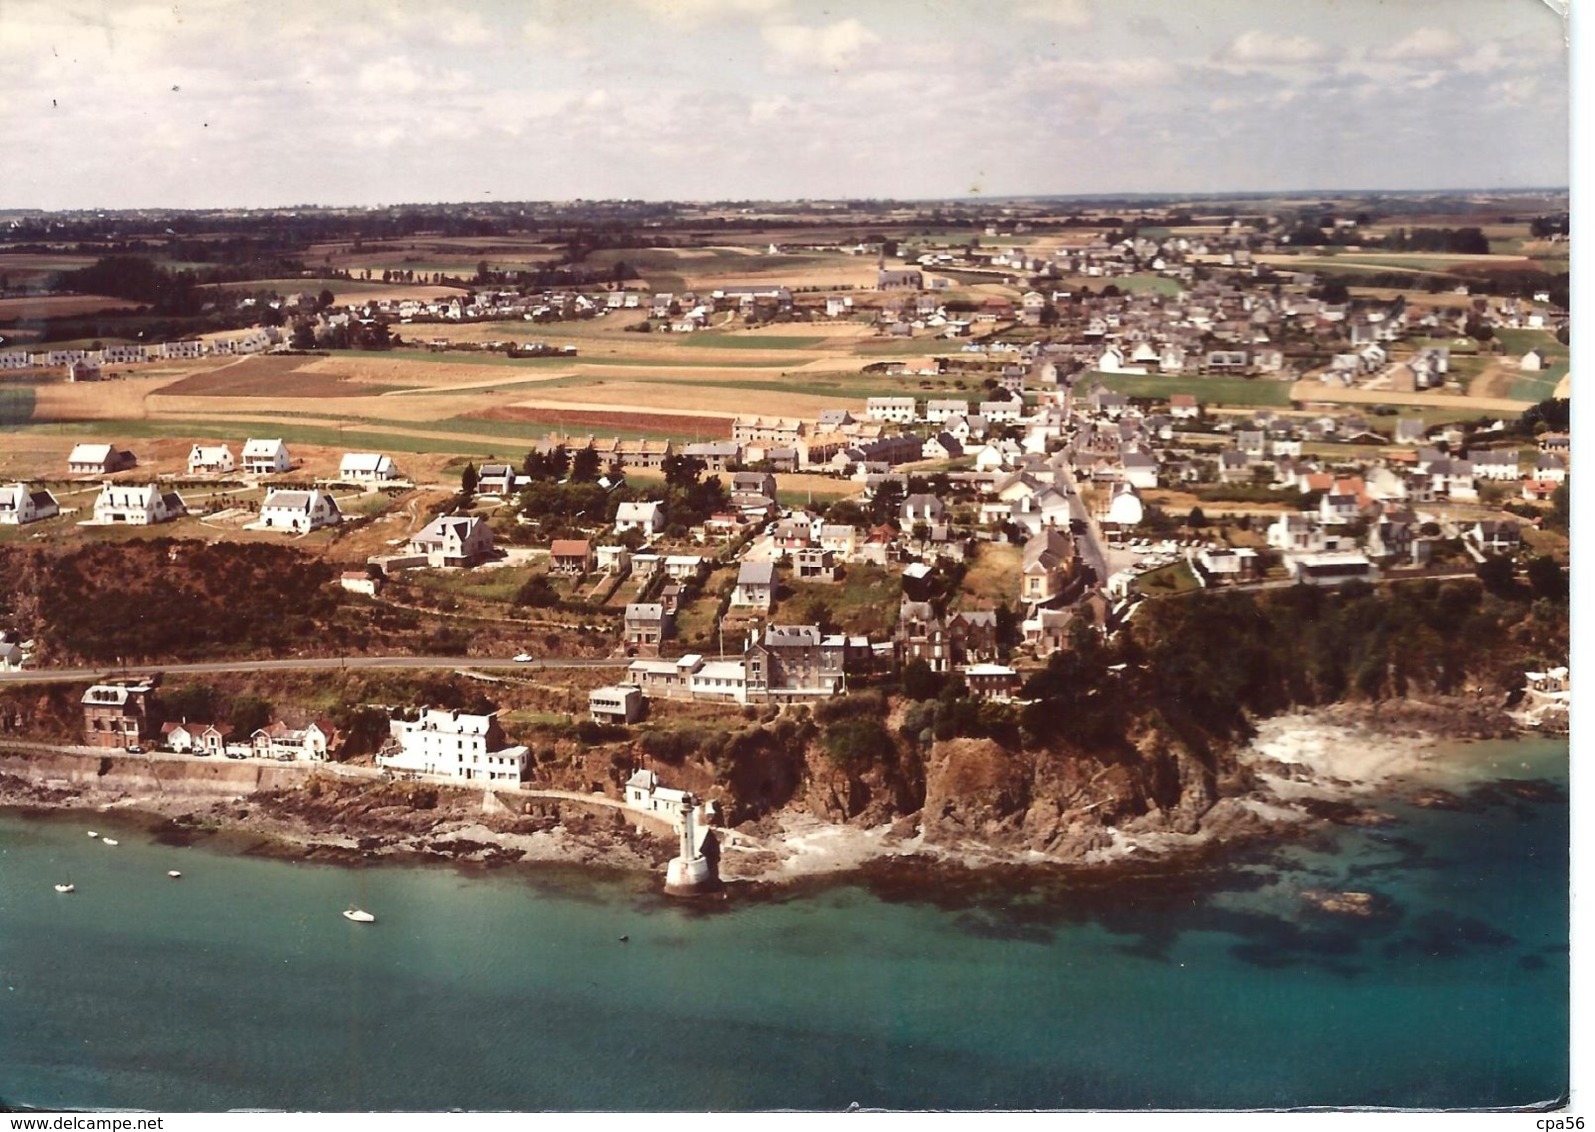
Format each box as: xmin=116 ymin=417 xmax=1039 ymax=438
xmin=87 ymin=831 xmax=98 ymax=838
xmin=343 ymin=909 xmax=376 ymax=923
xmin=101 ymin=838 xmax=119 ymax=847
xmin=54 ymin=883 xmax=75 ymax=894
xmin=167 ymin=870 xmax=182 ymax=879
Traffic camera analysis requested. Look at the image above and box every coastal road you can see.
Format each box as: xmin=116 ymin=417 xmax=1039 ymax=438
xmin=0 ymin=654 xmax=632 ymax=686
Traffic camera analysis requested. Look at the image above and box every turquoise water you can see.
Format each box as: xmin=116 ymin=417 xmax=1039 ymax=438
xmin=0 ymin=737 xmax=1568 ymax=1111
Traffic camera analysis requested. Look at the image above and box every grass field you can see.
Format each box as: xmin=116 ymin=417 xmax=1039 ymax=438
xmin=684 ymin=333 xmax=827 ymax=350
xmin=777 ymin=563 xmax=901 ymax=637
xmin=0 ymin=386 xmax=36 ymax=426
xmin=958 ymin=541 xmax=1021 ymax=607
xmin=1089 ymin=372 xmax=1295 ymax=408
xmin=1131 ymin=560 xmax=1201 ymax=597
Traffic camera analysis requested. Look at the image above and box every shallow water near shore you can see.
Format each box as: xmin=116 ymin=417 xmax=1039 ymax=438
xmin=0 ymin=736 xmax=1568 ymax=1111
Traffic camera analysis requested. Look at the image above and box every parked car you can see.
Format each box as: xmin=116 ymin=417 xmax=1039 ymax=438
xmin=125 ymin=745 xmax=144 ymax=754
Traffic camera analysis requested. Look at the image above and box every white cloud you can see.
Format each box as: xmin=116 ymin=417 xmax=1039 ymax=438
xmin=1375 ymin=27 xmax=1464 ymax=61
xmin=1015 ymin=0 xmax=1093 ymax=30
xmin=1224 ymin=30 xmax=1331 ymax=65
xmin=439 ymin=12 xmax=492 ymax=47
xmin=762 ymin=18 xmax=878 ymax=71
xmin=637 ymin=0 xmax=787 ymax=27
xmin=356 ymin=56 xmax=470 ymax=95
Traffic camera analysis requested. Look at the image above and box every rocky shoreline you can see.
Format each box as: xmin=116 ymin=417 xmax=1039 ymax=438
xmin=0 ymin=696 xmax=1546 ymax=891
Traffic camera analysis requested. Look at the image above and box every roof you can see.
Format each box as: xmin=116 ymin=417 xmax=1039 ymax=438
xmin=340 ymin=452 xmax=393 ymax=472
xmin=68 ymin=443 xmax=113 ymax=464
xmin=242 ymin=438 xmax=286 ymax=456
xmin=550 ymin=539 xmax=592 ymax=557
xmin=262 ymin=490 xmax=315 ymax=512
xmin=763 ymin=624 xmax=821 ymax=647
xmin=736 ymin=560 xmax=775 ymax=585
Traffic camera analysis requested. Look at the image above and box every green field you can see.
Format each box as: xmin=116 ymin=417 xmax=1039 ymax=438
xmin=683 ymin=333 xmax=827 ymax=350
xmin=1088 ymin=372 xmax=1295 ymax=408
xmin=0 ymin=386 xmax=36 ymax=426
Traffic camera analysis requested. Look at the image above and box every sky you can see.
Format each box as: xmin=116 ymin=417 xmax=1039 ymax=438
xmin=0 ymin=0 xmax=1571 ymax=209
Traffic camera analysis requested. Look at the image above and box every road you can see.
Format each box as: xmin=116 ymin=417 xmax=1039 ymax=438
xmin=0 ymin=654 xmax=632 ymax=686
xmin=1051 ymin=461 xmax=1113 ymax=587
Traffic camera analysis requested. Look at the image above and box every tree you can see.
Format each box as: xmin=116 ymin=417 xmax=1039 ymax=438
xmin=1186 ymin=506 xmax=1208 ymax=529
xmin=662 ymin=453 xmax=706 ymax=489
xmin=1475 ymin=554 xmax=1518 ymax=599
xmin=228 ymin=693 xmax=273 ymax=737
xmin=901 ymin=658 xmax=943 ymax=700
xmin=316 ymin=288 xmax=335 ymax=311
xmin=570 ymin=446 xmax=601 ymax=482
xmin=460 ymin=462 xmax=478 ymax=496
xmin=290 ymin=320 xmax=317 ymax=350
xmin=1527 ymin=555 xmax=1568 ymax=603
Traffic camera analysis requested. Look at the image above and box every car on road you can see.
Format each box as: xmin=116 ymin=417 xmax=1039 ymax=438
xmin=125 ymin=745 xmax=144 ymax=754
xmin=513 ymin=653 xmax=534 ymax=663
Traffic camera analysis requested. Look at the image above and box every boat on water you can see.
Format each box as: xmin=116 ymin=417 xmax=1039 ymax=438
xmin=168 ymin=870 xmax=182 ymax=878
xmin=54 ymin=883 xmax=75 ymax=894
xmin=86 ymin=831 xmax=98 ymax=838
xmin=343 ymin=909 xmax=376 ymax=923
xmin=101 ymin=838 xmax=119 ymax=846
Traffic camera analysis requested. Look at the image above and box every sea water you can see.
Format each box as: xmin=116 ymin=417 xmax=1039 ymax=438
xmin=0 ymin=737 xmax=1568 ymax=1111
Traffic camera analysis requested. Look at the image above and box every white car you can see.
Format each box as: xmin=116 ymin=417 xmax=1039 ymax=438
xmin=513 ymin=653 xmax=534 ymax=663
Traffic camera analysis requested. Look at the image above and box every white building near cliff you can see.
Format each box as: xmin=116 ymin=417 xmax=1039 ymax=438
xmin=377 ymin=708 xmax=528 ymax=785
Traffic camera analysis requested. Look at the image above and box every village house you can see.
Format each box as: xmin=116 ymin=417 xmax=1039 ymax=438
xmin=960 ymin=663 xmax=1022 ymax=702
xmin=680 ymin=441 xmax=742 ymax=471
xmin=793 ymin=546 xmax=838 ymax=582
xmin=340 ymin=571 xmax=381 ymax=596
xmin=339 ymin=452 xmax=399 ymax=483
xmin=745 ymin=624 xmax=847 ymax=702
xmin=1468 ymin=519 xmax=1522 ymax=557
xmin=623 ymin=603 xmax=670 ymax=655
xmin=91 ymin=483 xmax=186 ymax=526
xmin=251 ymin=719 xmax=339 ymax=762
xmin=1021 ymin=528 xmax=1081 ymax=605
xmin=549 ymin=539 xmax=594 ymax=575
xmin=0 ymin=483 xmax=59 ymax=525
xmin=67 ymin=443 xmax=137 ymax=476
xmin=377 ymin=708 xmax=529 ymax=785
xmin=161 ymin=721 xmax=232 ymax=756
xmin=241 ymin=438 xmax=292 ymax=475
xmin=731 ymin=560 xmax=776 ymax=610
xmin=614 ymin=500 xmax=666 ymax=536
xmin=408 ymin=515 xmax=496 ymax=567
xmin=474 ymin=463 xmax=518 ymax=496
xmin=732 ymin=417 xmax=804 ymax=446
xmin=82 ymin=680 xmax=157 ymax=750
xmin=187 ymin=444 xmax=235 ymax=475
xmin=591 ymin=685 xmax=645 ymax=725
xmin=256 ymin=488 xmax=343 ymax=533
xmin=865 ymin=396 xmax=918 ymax=424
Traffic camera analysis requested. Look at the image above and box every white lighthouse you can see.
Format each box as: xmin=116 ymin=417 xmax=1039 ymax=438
xmin=664 ymin=791 xmax=713 ymax=895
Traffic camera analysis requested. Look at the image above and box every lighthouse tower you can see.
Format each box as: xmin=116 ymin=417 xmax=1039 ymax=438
xmin=664 ymin=791 xmax=713 ymax=895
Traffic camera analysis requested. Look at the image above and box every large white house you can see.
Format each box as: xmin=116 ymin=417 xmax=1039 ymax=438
xmin=0 ymin=483 xmax=59 ymax=525
xmin=256 ymin=488 xmax=343 ymax=532
xmin=407 ymin=515 xmax=495 ymax=567
xmin=614 ymin=500 xmax=666 ymax=536
xmin=187 ymin=444 xmax=236 ymax=475
xmin=67 ymin=443 xmax=135 ymax=476
xmin=241 ymin=438 xmax=292 ymax=475
xmin=376 ymin=708 xmax=528 ymax=785
xmin=340 ymin=452 xmax=399 ymax=483
xmin=90 ymin=483 xmax=186 ymax=525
